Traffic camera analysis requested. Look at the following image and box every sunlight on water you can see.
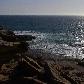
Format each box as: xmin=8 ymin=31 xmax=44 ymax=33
xmin=14 ymin=28 xmax=84 ymax=59
xmin=2 ymin=16 xmax=84 ymax=59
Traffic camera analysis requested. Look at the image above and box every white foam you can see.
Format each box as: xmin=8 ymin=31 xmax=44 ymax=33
xmin=14 ymin=30 xmax=39 ymax=36
xmin=14 ymin=30 xmax=84 ymax=59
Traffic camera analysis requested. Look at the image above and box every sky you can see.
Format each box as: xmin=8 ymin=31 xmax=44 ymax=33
xmin=0 ymin=0 xmax=84 ymax=15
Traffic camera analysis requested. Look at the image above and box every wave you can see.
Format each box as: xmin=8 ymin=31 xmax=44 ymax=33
xmin=14 ymin=30 xmax=84 ymax=59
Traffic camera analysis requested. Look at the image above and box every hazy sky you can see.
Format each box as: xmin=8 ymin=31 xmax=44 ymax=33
xmin=0 ymin=0 xmax=84 ymax=15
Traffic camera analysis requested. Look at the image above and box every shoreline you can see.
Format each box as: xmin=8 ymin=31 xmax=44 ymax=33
xmin=0 ymin=26 xmax=84 ymax=84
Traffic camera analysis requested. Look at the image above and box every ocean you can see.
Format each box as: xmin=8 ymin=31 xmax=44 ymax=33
xmin=0 ymin=15 xmax=84 ymax=59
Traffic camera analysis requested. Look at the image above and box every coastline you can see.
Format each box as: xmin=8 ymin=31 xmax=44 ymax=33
xmin=0 ymin=27 xmax=84 ymax=84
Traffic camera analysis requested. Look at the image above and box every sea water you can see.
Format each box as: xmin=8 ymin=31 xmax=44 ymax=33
xmin=0 ymin=15 xmax=84 ymax=59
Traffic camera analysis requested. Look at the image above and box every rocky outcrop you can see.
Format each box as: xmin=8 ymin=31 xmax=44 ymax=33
xmin=0 ymin=27 xmax=84 ymax=84
xmin=0 ymin=55 xmax=84 ymax=84
xmin=0 ymin=26 xmax=35 ymax=42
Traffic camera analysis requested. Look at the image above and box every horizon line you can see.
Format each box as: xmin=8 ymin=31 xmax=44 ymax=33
xmin=0 ymin=14 xmax=84 ymax=16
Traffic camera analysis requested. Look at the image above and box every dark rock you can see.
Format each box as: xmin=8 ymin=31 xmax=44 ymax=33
xmin=15 ymin=35 xmax=36 ymax=41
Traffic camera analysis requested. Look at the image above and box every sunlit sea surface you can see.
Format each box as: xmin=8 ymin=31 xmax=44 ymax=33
xmin=0 ymin=15 xmax=84 ymax=59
